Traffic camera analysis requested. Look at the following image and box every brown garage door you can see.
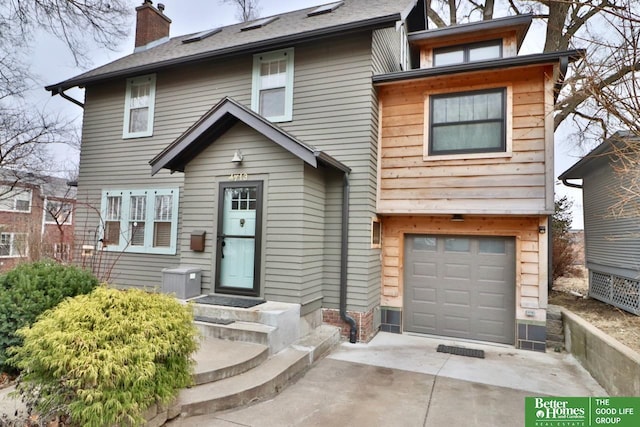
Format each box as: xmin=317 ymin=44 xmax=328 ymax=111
xmin=404 ymin=235 xmax=516 ymax=344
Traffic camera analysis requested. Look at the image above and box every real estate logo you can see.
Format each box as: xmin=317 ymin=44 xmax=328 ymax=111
xmin=526 ymin=397 xmax=640 ymax=427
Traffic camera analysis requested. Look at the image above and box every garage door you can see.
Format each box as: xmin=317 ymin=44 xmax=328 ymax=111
xmin=404 ymin=235 xmax=515 ymax=344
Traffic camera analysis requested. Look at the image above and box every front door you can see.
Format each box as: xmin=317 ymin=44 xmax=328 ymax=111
xmin=215 ymin=181 xmax=263 ymax=296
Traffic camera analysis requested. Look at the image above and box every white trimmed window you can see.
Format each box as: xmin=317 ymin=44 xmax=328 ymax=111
xmin=0 ymin=233 xmax=27 ymax=258
xmin=0 ymin=187 xmax=32 ymax=212
xmin=251 ymin=48 xmax=294 ymax=122
xmin=123 ymin=74 xmax=156 ymax=138
xmin=45 ymin=201 xmax=73 ymax=225
xmin=100 ymin=188 xmax=178 ymax=254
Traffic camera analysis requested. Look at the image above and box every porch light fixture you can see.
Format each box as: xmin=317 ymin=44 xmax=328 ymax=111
xmin=539 ymin=225 xmax=546 ymax=234
xmin=231 ymin=149 xmax=244 ymax=163
xmin=451 ymin=214 xmax=464 ymax=222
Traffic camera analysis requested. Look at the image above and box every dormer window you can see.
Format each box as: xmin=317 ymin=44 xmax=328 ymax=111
xmin=433 ymin=39 xmax=502 ymax=67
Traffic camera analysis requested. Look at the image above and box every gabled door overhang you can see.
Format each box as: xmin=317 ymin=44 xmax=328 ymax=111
xmin=149 ymin=96 xmax=350 ymax=175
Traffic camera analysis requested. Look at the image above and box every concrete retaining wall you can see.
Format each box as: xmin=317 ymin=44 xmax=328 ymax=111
xmin=561 ymin=307 xmax=640 ymax=396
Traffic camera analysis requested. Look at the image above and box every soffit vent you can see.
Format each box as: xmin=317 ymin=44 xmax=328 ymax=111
xmin=308 ymin=2 xmax=344 ymax=17
xmin=182 ymin=28 xmax=222 ymax=43
xmin=241 ymin=16 xmax=279 ymax=31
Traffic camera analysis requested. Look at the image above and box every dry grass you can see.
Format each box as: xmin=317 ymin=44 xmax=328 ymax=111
xmin=550 ymin=267 xmax=640 ymax=354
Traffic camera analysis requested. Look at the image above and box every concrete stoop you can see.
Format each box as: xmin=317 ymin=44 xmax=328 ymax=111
xmin=191 ymin=300 xmax=303 ymax=354
xmin=157 ymin=323 xmax=341 ymax=425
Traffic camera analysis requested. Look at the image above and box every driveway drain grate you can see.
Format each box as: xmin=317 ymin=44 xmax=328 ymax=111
xmin=437 ymin=344 xmax=485 ymax=359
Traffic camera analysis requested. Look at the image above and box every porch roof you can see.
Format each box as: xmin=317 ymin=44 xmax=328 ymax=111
xmin=149 ymin=97 xmax=350 ymax=175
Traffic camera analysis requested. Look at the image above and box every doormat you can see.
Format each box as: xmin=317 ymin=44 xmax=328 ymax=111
xmin=193 ymin=295 xmax=266 ymax=308
xmin=437 ymin=344 xmax=485 ymax=359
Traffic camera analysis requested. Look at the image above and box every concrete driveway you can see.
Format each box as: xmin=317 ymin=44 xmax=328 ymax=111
xmin=168 ymin=332 xmax=606 ymax=427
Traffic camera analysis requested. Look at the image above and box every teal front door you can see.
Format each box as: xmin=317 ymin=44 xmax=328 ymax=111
xmin=215 ymin=182 xmax=262 ymax=296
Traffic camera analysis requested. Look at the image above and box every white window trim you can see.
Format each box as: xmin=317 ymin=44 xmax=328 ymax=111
xmin=0 ymin=232 xmax=28 ymax=258
xmin=251 ymin=48 xmax=295 ymax=122
xmin=44 ymin=200 xmax=73 ymax=225
xmin=0 ymin=187 xmax=32 ymax=213
xmin=422 ymin=84 xmax=513 ymax=162
xmin=100 ymin=188 xmax=179 ymax=255
xmin=123 ymin=74 xmax=157 ymax=139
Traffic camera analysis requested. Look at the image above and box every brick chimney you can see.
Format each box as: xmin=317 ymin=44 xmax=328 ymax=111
xmin=135 ymin=0 xmax=171 ymax=50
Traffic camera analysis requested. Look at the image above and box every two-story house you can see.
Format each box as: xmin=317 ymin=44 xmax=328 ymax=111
xmin=0 ymin=173 xmax=75 ymax=271
xmin=46 ymin=0 xmax=579 ymax=351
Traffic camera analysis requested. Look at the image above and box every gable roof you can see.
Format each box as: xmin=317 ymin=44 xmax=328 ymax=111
xmin=46 ymin=0 xmax=416 ymax=94
xmin=149 ymin=97 xmax=350 ymax=175
xmin=558 ymin=131 xmax=639 ymax=181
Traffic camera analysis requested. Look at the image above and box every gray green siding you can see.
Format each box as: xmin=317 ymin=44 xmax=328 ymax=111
xmin=583 ymin=164 xmax=640 ymax=279
xmin=76 ymin=28 xmax=395 ymax=312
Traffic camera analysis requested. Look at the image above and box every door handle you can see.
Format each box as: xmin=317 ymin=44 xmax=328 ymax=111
xmin=221 ymin=239 xmax=225 ymax=259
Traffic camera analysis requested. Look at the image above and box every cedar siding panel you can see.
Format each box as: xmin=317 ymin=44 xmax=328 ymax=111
xmin=377 ymin=65 xmax=553 ymax=215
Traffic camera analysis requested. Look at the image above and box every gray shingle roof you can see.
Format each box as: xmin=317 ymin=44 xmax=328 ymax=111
xmin=46 ymin=0 xmax=415 ymax=93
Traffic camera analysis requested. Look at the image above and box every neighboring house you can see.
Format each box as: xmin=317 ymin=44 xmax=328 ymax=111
xmin=0 ymin=173 xmax=75 ymax=271
xmin=559 ymin=131 xmax=640 ymax=315
xmin=46 ymin=0 xmax=579 ymax=350
xmin=568 ymin=229 xmax=585 ymax=266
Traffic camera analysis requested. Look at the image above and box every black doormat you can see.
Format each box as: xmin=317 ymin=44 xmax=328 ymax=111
xmin=437 ymin=344 xmax=485 ymax=359
xmin=193 ymin=295 xmax=266 ymax=308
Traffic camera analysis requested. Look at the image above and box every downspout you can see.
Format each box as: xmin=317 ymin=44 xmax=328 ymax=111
xmin=340 ymin=173 xmax=357 ymax=343
xmin=55 ymin=88 xmax=85 ymax=109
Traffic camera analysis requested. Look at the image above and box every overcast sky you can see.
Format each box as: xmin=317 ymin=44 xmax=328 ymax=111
xmin=29 ymin=0 xmax=585 ymax=227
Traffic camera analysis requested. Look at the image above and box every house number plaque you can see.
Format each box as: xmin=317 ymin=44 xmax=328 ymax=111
xmin=228 ymin=173 xmax=248 ymax=181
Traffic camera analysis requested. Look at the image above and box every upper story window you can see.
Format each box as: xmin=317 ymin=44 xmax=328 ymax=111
xmin=0 ymin=187 xmax=32 ymax=212
xmin=429 ymin=88 xmax=506 ymax=156
xmin=123 ymin=74 xmax=156 ymax=138
xmin=45 ymin=201 xmax=73 ymax=225
xmin=252 ymin=48 xmax=294 ymax=122
xmin=101 ymin=188 xmax=178 ymax=255
xmin=433 ymin=40 xmax=502 ymax=67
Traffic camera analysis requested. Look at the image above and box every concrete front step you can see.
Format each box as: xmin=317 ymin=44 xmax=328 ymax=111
xmin=169 ymin=347 xmax=310 ymax=419
xmin=190 ymin=300 xmax=302 ymax=354
xmin=193 ymin=338 xmax=269 ymax=386
xmin=165 ymin=325 xmax=341 ymax=424
xmin=195 ymin=319 xmax=276 ymax=349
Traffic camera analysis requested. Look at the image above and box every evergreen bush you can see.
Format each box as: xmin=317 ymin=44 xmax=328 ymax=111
xmin=0 ymin=261 xmax=99 ymax=373
xmin=9 ymin=286 xmax=199 ymax=427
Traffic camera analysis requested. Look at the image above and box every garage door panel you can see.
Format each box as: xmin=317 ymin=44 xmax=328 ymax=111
xmin=404 ymin=234 xmax=516 ymax=345
xmin=443 ymin=263 xmax=471 ymax=279
xmin=412 ymin=313 xmax=437 ymax=332
xmin=412 ymin=261 xmax=437 ymax=278
xmin=413 ymin=287 xmax=437 ymax=303
xmin=443 ymin=289 xmax=470 ymax=306
xmin=477 ymin=292 xmax=505 ymax=310
xmin=478 ymin=265 xmax=507 ymax=281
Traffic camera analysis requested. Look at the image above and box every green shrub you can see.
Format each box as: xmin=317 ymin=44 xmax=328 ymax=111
xmin=0 ymin=261 xmax=99 ymax=373
xmin=9 ymin=287 xmax=199 ymax=427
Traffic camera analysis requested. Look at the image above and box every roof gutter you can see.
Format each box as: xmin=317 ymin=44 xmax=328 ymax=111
xmin=341 ymin=173 xmax=357 ymax=343
xmin=373 ymin=49 xmax=584 ymax=85
xmin=55 ymin=88 xmax=84 ymax=108
xmin=45 ymin=13 xmax=401 ymax=94
xmin=561 ymin=179 xmax=583 ymax=189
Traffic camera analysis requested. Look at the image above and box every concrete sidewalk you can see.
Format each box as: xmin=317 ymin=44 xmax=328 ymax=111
xmin=168 ymin=332 xmax=606 ymax=427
